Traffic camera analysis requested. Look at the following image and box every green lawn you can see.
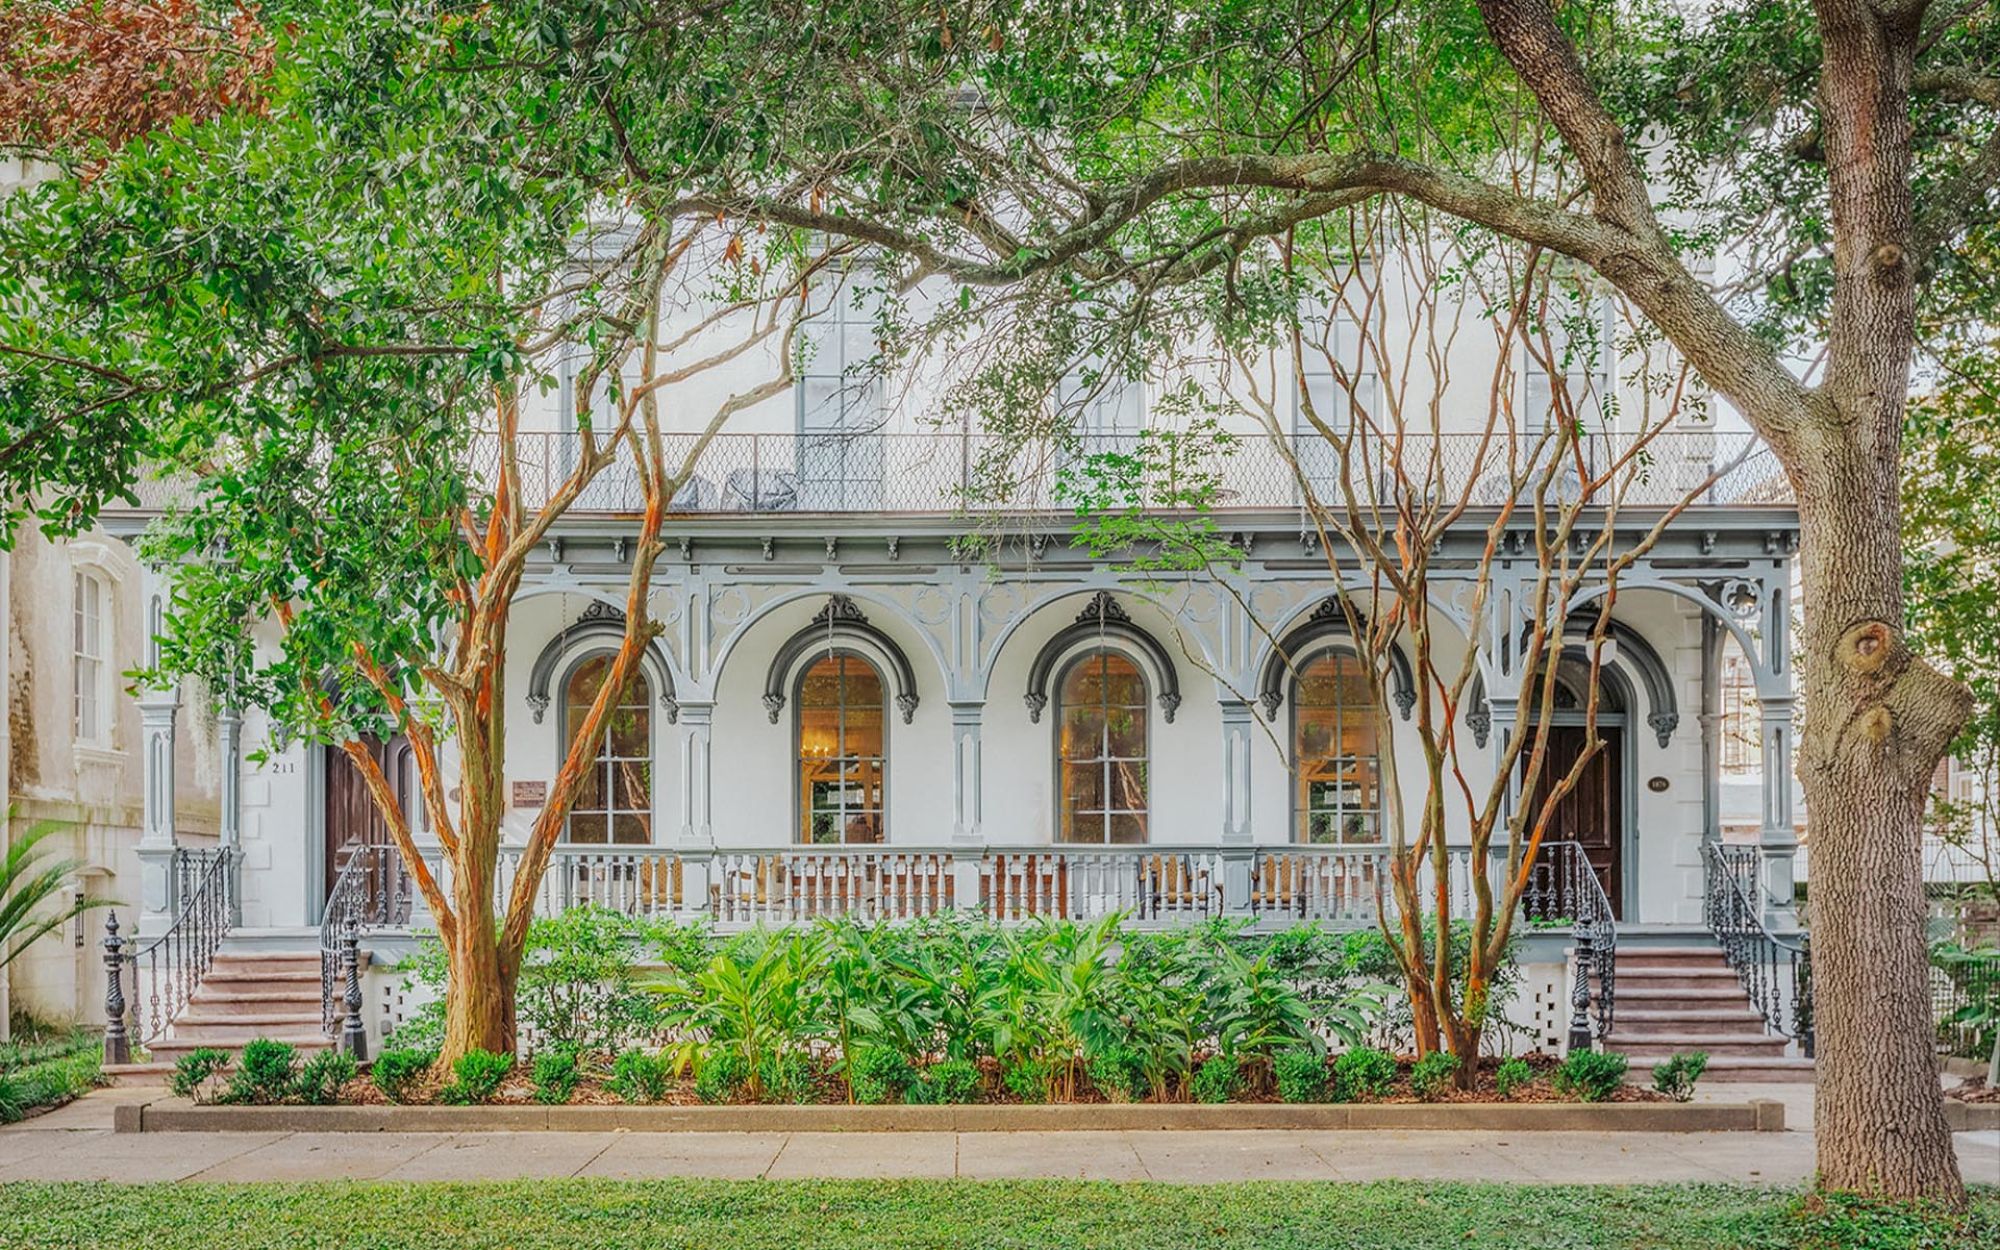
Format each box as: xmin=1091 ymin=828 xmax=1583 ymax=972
xmin=0 ymin=1180 xmax=1993 ymax=1249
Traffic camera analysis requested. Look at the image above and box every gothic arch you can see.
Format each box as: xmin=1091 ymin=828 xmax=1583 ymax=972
xmin=1024 ymin=591 xmax=1182 ymax=724
xmin=764 ymin=595 xmax=921 ymax=725
xmin=1254 ymin=597 xmax=1418 ymax=723
xmin=527 ymin=601 xmax=680 ymax=724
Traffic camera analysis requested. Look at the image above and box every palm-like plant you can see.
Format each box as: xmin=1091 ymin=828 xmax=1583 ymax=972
xmin=2 ymin=816 xmax=110 ymax=975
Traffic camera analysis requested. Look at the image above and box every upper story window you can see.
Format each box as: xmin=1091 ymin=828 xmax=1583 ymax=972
xmin=563 ymin=654 xmax=653 ymax=845
xmin=1057 ymin=358 xmax=1143 ymax=444
xmin=73 ymin=570 xmax=109 ymax=745
xmin=797 ymin=653 xmax=886 ymax=844
xmin=1294 ymin=649 xmax=1381 ymax=844
xmin=797 ymin=278 xmax=885 ymax=435
xmin=1057 ymin=649 xmax=1149 ymax=844
xmin=1524 ymin=294 xmax=1614 ymax=428
xmin=1295 ymin=288 xmax=1379 ymax=436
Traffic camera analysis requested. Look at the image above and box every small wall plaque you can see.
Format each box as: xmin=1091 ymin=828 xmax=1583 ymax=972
xmin=1647 ymin=776 xmax=1670 ymax=793
xmin=512 ymin=780 xmax=548 ymax=808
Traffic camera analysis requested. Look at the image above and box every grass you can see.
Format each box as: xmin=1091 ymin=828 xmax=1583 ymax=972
xmin=0 ymin=1027 xmax=101 ymax=1123
xmin=0 ymin=1181 xmax=1992 ymax=1249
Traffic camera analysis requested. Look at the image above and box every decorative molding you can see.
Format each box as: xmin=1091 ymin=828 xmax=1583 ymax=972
xmin=1647 ymin=710 xmax=1679 ymax=750
xmin=764 ymin=595 xmax=922 ymax=725
xmin=760 ymin=536 xmax=774 ymax=561
xmin=1255 ymin=598 xmax=1416 ymax=723
xmin=524 ymin=603 xmax=675 ymax=724
xmin=1468 ymin=701 xmax=1492 ymax=749
xmin=1024 ymin=592 xmax=1182 ymax=726
xmin=886 ymin=536 xmax=899 ymax=561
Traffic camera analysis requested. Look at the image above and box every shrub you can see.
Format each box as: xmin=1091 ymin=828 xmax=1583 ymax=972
xmin=1553 ymin=1050 xmax=1629 ymax=1103
xmin=168 ymin=1048 xmax=232 ymax=1103
xmin=1493 ymin=1057 xmax=1533 ymax=1100
xmin=1086 ymin=1045 xmax=1149 ymax=1103
xmin=439 ymin=1048 xmax=513 ymax=1105
xmin=225 ymin=1039 xmax=298 ymax=1105
xmin=518 ymin=906 xmax=661 ymax=1056
xmin=607 ymin=1049 xmax=671 ymax=1104
xmin=0 ymin=1050 xmax=100 ymax=1122
xmin=694 ymin=1051 xmax=749 ymax=1104
xmin=1190 ymin=1054 xmax=1241 ymax=1104
xmin=371 ymin=1047 xmax=436 ymax=1104
xmin=531 ymin=1046 xmax=583 ymax=1105
xmin=759 ymin=1053 xmax=814 ymax=1104
xmin=1650 ymin=1051 xmax=1708 ymax=1103
xmin=847 ymin=1048 xmax=913 ymax=1105
xmin=1273 ymin=1048 xmax=1329 ymax=1103
xmin=909 ymin=1058 xmax=982 ymax=1105
xmin=1332 ymin=1047 xmax=1397 ymax=1101
xmin=294 ymin=1050 xmax=358 ymax=1106
xmin=1409 ymin=1051 xmax=1462 ymax=1101
xmin=1001 ymin=1057 xmax=1050 ymax=1103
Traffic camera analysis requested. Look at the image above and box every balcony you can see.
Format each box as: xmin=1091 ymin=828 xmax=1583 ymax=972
xmin=110 ymin=430 xmax=1791 ymax=517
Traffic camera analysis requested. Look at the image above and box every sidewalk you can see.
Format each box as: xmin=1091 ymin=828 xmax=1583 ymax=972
xmin=2 ymin=1086 xmax=1994 ymax=1185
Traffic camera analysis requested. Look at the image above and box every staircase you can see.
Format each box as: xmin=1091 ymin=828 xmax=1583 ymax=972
xmin=141 ymin=951 xmax=332 ymax=1067
xmin=1606 ymin=944 xmax=1816 ymax=1083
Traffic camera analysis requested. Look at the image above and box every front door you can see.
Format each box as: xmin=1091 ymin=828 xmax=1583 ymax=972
xmin=1528 ymin=724 xmax=1624 ymax=919
xmin=323 ymin=736 xmax=412 ymax=901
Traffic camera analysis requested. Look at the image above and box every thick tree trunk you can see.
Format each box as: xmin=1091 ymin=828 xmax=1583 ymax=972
xmin=440 ymin=906 xmax=516 ymax=1065
xmin=1794 ymin=442 xmax=1969 ymax=1200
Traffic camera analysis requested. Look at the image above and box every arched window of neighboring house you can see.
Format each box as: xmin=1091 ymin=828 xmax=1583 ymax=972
xmin=563 ymin=653 xmax=652 ymax=844
xmin=1294 ymin=649 xmax=1381 ymax=844
xmin=1057 ymin=649 xmax=1149 ymax=844
xmin=73 ymin=569 xmax=110 ymax=745
xmin=797 ymin=652 xmax=886 ymax=844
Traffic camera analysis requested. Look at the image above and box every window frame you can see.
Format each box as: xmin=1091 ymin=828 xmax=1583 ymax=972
xmin=1289 ymin=645 xmax=1385 ymax=846
xmin=1053 ymin=646 xmax=1152 ymax=846
xmin=558 ymin=649 xmax=656 ymax=846
xmin=72 ymin=568 xmax=111 ymax=747
xmin=793 ymin=648 xmax=890 ymax=845
xmin=1523 ymin=293 xmax=1615 ymax=429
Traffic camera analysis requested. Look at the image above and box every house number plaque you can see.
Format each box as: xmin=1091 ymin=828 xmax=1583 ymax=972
xmin=511 ymin=780 xmax=548 ymax=808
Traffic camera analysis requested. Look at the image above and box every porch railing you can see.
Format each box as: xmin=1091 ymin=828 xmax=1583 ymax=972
xmin=1703 ymin=842 xmax=1814 ymax=1055
xmin=982 ymin=848 xmax=1224 ymax=922
xmin=101 ymin=847 xmax=235 ymax=1063
xmin=319 ymin=845 xmax=414 ymax=1035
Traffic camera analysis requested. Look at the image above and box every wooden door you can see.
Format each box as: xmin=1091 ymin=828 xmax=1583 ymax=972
xmin=1528 ymin=724 xmax=1623 ymax=919
xmin=324 ymin=736 xmax=411 ymax=899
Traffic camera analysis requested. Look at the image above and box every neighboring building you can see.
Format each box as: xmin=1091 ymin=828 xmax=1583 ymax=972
xmin=88 ymin=258 xmax=1812 ymax=1075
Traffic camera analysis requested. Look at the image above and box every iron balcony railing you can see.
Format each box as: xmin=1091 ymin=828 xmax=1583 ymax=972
xmin=1703 ymin=842 xmax=1814 ymax=1056
xmin=110 ymin=430 xmax=1791 ymax=516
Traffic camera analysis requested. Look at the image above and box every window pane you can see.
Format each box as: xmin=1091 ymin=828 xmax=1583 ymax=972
xmin=1059 ymin=705 xmax=1105 ymax=761
xmin=610 ymin=813 xmax=650 ymax=846
xmin=1100 ymin=654 xmax=1146 ymax=706
xmin=565 ymin=653 xmax=651 ymax=842
xmin=611 ymin=760 xmax=650 ymax=812
xmin=1108 ymin=761 xmax=1147 ymax=813
xmin=608 ymin=704 xmax=649 ymax=757
xmin=1104 ymin=707 xmax=1146 ymax=759
xmin=1108 ymin=813 xmax=1147 ymax=845
xmin=567 ymin=813 xmax=608 ymax=845
xmin=1062 ymin=762 xmax=1103 ymax=813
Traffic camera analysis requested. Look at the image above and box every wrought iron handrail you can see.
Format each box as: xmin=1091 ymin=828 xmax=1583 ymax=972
xmin=320 ymin=844 xmax=413 ymax=1034
xmin=101 ymin=847 xmax=234 ymax=1061
xmin=1703 ymin=842 xmax=1814 ymax=1056
xmin=1526 ymin=840 xmax=1619 ymax=1045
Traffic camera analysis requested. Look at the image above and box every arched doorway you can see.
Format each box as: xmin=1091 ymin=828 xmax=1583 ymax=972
xmin=1522 ymin=654 xmax=1631 ymax=919
xmin=323 ymin=734 xmax=415 ymax=903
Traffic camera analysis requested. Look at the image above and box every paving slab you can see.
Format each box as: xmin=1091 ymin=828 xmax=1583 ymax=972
xmin=1296 ymin=1130 xmax=1537 ymax=1183
xmin=955 ymin=1131 xmax=1149 ymax=1181
xmin=379 ymin=1132 xmax=624 ymax=1181
xmin=0 ymin=1130 xmax=286 ymax=1182
xmin=188 ymin=1132 xmax=454 ymax=1182
xmin=575 ymin=1131 xmax=788 ymax=1180
xmin=5 ymin=1088 xmax=157 ymax=1132
xmin=1123 ymin=1130 xmax=1338 ymax=1182
xmin=767 ymin=1131 xmax=957 ymax=1179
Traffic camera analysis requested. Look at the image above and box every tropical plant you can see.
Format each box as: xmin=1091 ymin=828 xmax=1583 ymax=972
xmin=653 ymin=931 xmax=824 ymax=1103
xmin=1 ymin=817 xmax=111 ymax=976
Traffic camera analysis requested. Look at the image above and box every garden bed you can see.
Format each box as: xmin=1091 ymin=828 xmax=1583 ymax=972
xmin=113 ymin=1093 xmax=1784 ymax=1133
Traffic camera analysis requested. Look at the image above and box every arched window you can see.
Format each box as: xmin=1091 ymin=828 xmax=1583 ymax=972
xmin=797 ymin=653 xmax=886 ymax=844
xmin=563 ymin=654 xmax=653 ymax=845
xmin=1058 ymin=650 xmax=1149 ymax=844
xmin=1294 ymin=650 xmax=1380 ymax=844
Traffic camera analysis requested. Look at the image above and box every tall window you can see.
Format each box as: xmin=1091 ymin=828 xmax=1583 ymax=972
xmin=1294 ymin=650 xmax=1381 ymax=844
xmin=797 ymin=279 xmax=885 ymax=508
xmin=563 ymin=655 xmax=652 ymax=844
xmin=1058 ymin=650 xmax=1149 ymax=844
xmin=1524 ymin=295 xmax=1613 ymax=428
xmin=1295 ymin=293 xmax=1379 ymax=499
xmin=797 ymin=653 xmax=886 ymax=843
xmin=72 ymin=570 xmax=108 ymax=744
xmin=1058 ymin=357 xmax=1143 ymax=444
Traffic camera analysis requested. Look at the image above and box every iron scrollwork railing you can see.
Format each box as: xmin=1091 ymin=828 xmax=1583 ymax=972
xmin=101 ymin=847 xmax=234 ymax=1063
xmin=1703 ymin=842 xmax=1814 ymax=1056
xmin=319 ymin=844 xmax=413 ymax=1035
xmin=1523 ymin=840 xmax=1619 ymax=1046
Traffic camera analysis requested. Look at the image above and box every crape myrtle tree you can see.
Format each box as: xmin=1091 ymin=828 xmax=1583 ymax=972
xmin=0 ymin=2 xmax=839 ymax=1064
xmin=515 ymin=0 xmax=1988 ymax=1200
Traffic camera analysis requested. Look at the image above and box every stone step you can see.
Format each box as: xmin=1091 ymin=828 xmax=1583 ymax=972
xmin=1616 ymin=948 xmax=1730 ymax=969
xmin=1606 ymin=1033 xmax=1793 ymax=1060
xmin=187 ymin=989 xmax=326 ymax=1008
xmin=1626 ymin=1054 xmax=1816 ymax=1084
xmin=1608 ymin=1011 xmax=1768 ymax=1036
xmin=1615 ymin=984 xmax=1750 ymax=1003
xmin=1614 ymin=968 xmax=1742 ymax=991
xmin=203 ymin=969 xmax=321 ymax=985
xmin=147 ymin=1034 xmax=333 ymax=1064
xmin=171 ymin=1012 xmax=326 ymax=1041
xmin=212 ymin=951 xmax=321 ymax=966
xmin=101 ymin=1061 xmax=175 ymax=1087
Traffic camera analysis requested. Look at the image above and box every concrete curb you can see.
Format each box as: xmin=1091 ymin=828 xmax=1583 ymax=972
xmin=113 ymin=1097 xmax=1784 ymax=1134
xmin=1943 ymin=1099 xmax=1999 ymax=1132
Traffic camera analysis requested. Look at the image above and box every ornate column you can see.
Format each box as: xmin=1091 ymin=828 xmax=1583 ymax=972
xmin=1757 ymin=695 xmax=1799 ymax=929
xmin=1698 ymin=616 xmax=1723 ymax=845
xmin=949 ymin=704 xmax=984 ymax=845
xmin=674 ymin=701 xmax=716 ymax=914
xmin=1219 ymin=699 xmax=1256 ymax=913
xmin=135 ymin=684 xmax=181 ymax=936
xmin=217 ymin=700 xmax=243 ymax=926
